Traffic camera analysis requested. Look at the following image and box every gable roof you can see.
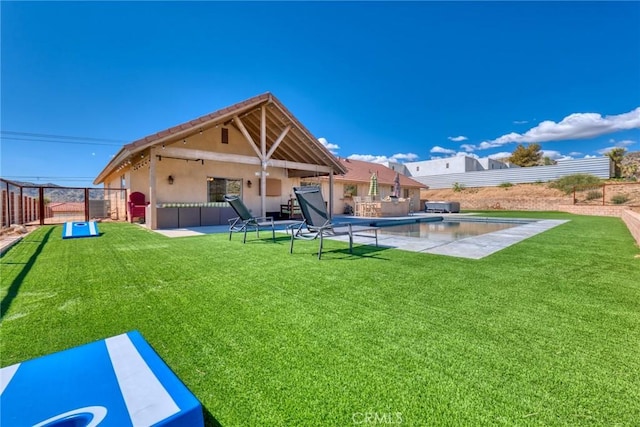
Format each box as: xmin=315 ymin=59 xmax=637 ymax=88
xmin=332 ymin=158 xmax=426 ymax=188
xmin=94 ymin=92 xmax=346 ymax=184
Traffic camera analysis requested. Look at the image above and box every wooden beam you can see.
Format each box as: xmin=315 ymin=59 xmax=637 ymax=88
xmin=160 ymin=147 xmax=262 ymax=166
xmin=148 ymin=147 xmax=157 ymax=229
xmin=233 ymin=115 xmax=263 ymax=160
xmin=265 ymin=124 xmax=291 ymax=160
xmin=160 ymin=146 xmax=333 ymax=173
xmin=267 ymin=158 xmax=333 ymax=173
xmin=260 ymin=106 xmax=267 ymax=216
xmin=329 ymin=171 xmax=334 ymax=219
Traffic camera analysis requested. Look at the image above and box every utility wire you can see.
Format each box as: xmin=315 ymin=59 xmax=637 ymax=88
xmin=4 ymin=176 xmax=96 ymax=179
xmin=0 ymin=136 xmax=123 ymax=146
xmin=1 ymin=130 xmax=127 ymax=143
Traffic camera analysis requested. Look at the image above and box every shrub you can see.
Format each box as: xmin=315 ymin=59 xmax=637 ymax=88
xmin=611 ymin=194 xmax=630 ymax=205
xmin=499 ymin=182 xmax=513 ymax=188
xmin=585 ymin=190 xmax=603 ymax=201
xmin=452 ymin=182 xmax=466 ymax=192
xmin=548 ymin=174 xmax=602 ymax=194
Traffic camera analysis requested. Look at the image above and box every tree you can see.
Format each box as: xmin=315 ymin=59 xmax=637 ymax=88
xmin=606 ymin=147 xmax=626 ymax=178
xmin=508 ymin=143 xmax=543 ymax=167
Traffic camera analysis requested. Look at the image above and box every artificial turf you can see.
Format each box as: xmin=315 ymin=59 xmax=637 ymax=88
xmin=1 ymin=212 xmax=639 ymax=426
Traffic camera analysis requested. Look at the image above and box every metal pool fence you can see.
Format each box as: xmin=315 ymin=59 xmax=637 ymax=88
xmin=1 ymin=178 xmax=128 ymax=227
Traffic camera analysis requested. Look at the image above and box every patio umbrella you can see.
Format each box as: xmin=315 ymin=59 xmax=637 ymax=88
xmin=368 ymin=172 xmax=378 ymax=199
xmin=392 ymin=172 xmax=401 ymax=198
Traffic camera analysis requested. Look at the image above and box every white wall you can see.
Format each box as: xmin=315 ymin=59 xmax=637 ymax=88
xmin=405 ymin=157 xmax=470 ymax=176
xmin=412 ymin=157 xmax=613 ymax=189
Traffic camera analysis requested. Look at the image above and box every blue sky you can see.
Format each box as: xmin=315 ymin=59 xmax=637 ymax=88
xmin=2 ymin=1 xmax=639 ymax=187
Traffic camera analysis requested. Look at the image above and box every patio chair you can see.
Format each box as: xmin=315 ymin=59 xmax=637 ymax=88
xmin=224 ymin=195 xmax=276 ymax=243
xmin=128 ymin=192 xmax=149 ymax=223
xmin=290 ymin=186 xmax=379 ymax=259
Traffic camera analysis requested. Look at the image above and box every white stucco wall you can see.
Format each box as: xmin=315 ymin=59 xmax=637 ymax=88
xmin=405 ymin=157 xmax=469 ymax=176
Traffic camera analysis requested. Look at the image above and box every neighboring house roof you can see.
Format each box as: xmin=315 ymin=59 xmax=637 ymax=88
xmin=94 ymin=92 xmax=346 ymax=184
xmin=331 ymin=158 xmax=426 ymax=188
xmin=49 ymin=202 xmax=84 ymax=212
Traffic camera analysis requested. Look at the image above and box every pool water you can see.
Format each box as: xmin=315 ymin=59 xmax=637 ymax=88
xmin=377 ymin=220 xmax=522 ymax=240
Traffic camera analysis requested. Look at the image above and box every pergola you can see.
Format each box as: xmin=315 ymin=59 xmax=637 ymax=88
xmin=94 ymin=92 xmax=346 ymax=228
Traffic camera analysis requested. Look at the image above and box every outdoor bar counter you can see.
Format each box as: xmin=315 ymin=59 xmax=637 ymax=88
xmin=155 ymin=202 xmax=236 ymax=228
xmin=376 ymin=198 xmax=411 ymax=217
xmin=354 ymin=198 xmax=411 ymax=217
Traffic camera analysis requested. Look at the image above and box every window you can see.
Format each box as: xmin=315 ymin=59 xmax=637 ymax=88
xmin=221 ymin=128 xmax=229 ymax=144
xmin=446 ymin=163 xmax=449 ymax=169
xmin=120 ymin=175 xmax=126 ymax=199
xmin=416 ymin=166 xmax=420 ymax=171
xmin=207 ymin=177 xmax=242 ymax=202
xmin=343 ymin=184 xmax=357 ymax=198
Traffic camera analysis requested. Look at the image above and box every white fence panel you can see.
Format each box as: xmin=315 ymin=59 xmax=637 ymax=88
xmin=414 ymin=157 xmax=612 ymax=189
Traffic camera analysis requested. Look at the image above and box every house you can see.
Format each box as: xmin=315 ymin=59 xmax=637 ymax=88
xmin=404 ymin=155 xmax=517 ymax=177
xmin=312 ymin=158 xmax=425 ymax=214
xmin=48 ymin=202 xmax=84 ymax=220
xmin=93 ymin=93 xmax=347 ymax=229
xmin=404 ymin=155 xmax=612 ymax=190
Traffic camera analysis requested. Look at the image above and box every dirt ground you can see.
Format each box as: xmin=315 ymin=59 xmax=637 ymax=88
xmin=421 ymin=182 xmax=640 ymax=209
xmin=422 ymin=183 xmax=567 ymax=201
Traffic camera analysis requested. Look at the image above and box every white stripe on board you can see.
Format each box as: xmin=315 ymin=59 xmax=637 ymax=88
xmin=105 ymin=334 xmax=180 ymax=427
xmin=64 ymin=222 xmax=73 ymax=237
xmin=0 ymin=363 xmax=20 ymax=396
xmin=89 ymin=221 xmax=97 ymax=236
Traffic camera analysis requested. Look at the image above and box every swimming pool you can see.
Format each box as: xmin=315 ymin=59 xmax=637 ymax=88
xmin=375 ymin=218 xmax=532 ymax=241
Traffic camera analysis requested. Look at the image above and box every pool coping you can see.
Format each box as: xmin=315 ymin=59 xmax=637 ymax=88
xmin=152 ymin=213 xmax=569 ymax=259
xmin=320 ymin=214 xmax=568 ymax=259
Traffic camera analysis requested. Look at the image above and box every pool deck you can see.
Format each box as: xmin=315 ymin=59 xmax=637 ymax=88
xmin=152 ymin=213 xmax=568 ymax=260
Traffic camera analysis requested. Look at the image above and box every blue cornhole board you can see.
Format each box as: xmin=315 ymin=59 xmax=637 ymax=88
xmin=0 ymin=331 xmax=204 ymax=427
xmin=62 ymin=221 xmax=100 ymax=239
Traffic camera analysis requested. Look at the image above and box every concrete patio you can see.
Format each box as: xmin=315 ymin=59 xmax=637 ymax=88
xmin=150 ymin=213 xmax=568 ymax=260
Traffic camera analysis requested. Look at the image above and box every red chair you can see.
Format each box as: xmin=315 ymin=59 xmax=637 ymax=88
xmin=128 ymin=192 xmax=149 ymax=223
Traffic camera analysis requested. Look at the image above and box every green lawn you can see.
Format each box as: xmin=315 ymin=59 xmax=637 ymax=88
xmin=1 ymin=212 xmax=639 ymax=426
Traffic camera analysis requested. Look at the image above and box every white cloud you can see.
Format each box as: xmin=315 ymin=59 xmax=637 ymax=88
xmin=348 ymin=152 xmax=419 ymax=164
xmin=542 ymin=150 xmax=573 ymax=161
xmin=430 ymin=146 xmax=456 ymax=155
xmin=513 ymin=120 xmax=529 ymax=124
xmin=584 ymin=154 xmax=599 ymax=158
xmin=569 ymin=151 xmax=582 ymax=157
xmin=477 ymin=107 xmax=640 ymax=150
xmin=318 ymin=137 xmax=340 ymax=153
xmin=488 ymin=152 xmax=512 ymax=160
xmin=430 ymin=152 xmax=479 ymax=160
xmin=616 ymin=139 xmax=636 ymax=147
xmin=456 ymin=152 xmax=478 ymax=158
xmin=391 ymin=153 xmax=419 ymax=161
xmin=447 ymin=135 xmax=468 ymax=142
xmin=596 ymin=139 xmax=636 ymax=155
xmin=460 ymin=144 xmax=475 ymax=152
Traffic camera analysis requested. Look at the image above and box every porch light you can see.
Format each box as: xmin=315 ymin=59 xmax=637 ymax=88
xmin=168 ymin=175 xmax=174 ymax=185
xmin=247 ymin=180 xmax=252 ymax=188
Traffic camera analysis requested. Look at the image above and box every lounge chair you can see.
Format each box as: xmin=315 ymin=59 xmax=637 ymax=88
xmin=289 ymin=186 xmax=379 ymax=259
xmin=224 ymin=195 xmax=277 ymax=243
